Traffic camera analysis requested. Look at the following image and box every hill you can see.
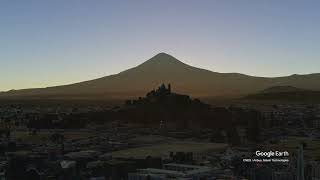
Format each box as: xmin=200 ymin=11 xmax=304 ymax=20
xmin=246 ymin=86 xmax=320 ymax=102
xmin=260 ymin=86 xmax=305 ymax=94
xmin=1 ymin=53 xmax=320 ymax=100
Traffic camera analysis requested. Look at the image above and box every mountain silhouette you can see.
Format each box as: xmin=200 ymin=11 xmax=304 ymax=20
xmin=1 ymin=53 xmax=320 ymax=100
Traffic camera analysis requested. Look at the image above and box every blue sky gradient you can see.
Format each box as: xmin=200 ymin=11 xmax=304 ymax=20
xmin=1 ymin=0 xmax=320 ymax=91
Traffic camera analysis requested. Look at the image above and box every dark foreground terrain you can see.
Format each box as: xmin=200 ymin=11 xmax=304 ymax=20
xmin=0 ymin=85 xmax=319 ymax=180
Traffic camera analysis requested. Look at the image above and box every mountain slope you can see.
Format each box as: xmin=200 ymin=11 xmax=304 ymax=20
xmin=1 ymin=53 xmax=320 ymax=100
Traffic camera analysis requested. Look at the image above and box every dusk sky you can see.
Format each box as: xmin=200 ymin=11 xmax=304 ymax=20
xmin=1 ymin=0 xmax=320 ymax=91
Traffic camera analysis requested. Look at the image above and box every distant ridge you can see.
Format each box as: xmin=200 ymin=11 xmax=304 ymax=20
xmin=260 ymin=86 xmax=305 ymax=94
xmin=1 ymin=53 xmax=320 ymax=100
xmin=246 ymin=86 xmax=320 ymax=102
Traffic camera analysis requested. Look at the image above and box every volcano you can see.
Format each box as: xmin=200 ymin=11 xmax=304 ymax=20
xmin=1 ymin=53 xmax=320 ymax=100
